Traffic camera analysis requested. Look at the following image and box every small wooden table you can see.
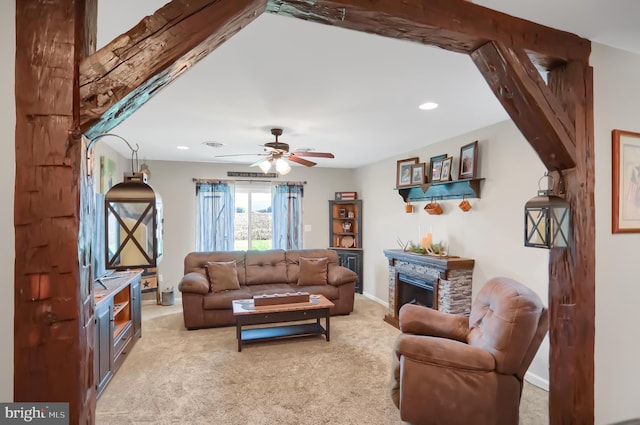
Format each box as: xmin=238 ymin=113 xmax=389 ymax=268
xmin=232 ymin=295 xmax=335 ymax=352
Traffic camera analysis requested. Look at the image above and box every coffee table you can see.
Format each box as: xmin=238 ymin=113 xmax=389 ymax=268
xmin=232 ymin=295 xmax=335 ymax=352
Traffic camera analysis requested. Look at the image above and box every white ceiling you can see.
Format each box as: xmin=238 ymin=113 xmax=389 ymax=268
xmin=97 ymin=1 xmax=640 ymax=169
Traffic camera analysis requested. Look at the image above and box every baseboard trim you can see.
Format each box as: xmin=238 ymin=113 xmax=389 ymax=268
xmin=524 ymin=371 xmax=549 ymax=391
xmin=361 ymin=291 xmax=388 ymax=308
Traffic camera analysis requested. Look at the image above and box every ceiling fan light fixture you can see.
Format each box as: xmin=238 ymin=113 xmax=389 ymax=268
xmin=275 ymin=158 xmax=291 ymax=175
xmin=258 ymin=159 xmax=273 ymax=174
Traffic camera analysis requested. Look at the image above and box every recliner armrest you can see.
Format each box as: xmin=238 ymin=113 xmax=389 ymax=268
xmin=178 ymin=272 xmax=210 ymax=295
xmin=399 ymin=303 xmax=469 ymax=343
xmin=327 ymin=264 xmax=357 ymax=286
xmin=395 ymin=334 xmax=496 ymax=372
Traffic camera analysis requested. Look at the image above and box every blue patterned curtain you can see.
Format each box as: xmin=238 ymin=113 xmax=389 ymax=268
xmin=272 ymin=183 xmax=303 ymax=250
xmin=196 ymin=181 xmax=235 ymax=251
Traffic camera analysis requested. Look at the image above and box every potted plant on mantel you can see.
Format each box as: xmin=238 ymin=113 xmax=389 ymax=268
xmin=397 ymin=238 xmax=447 ymax=257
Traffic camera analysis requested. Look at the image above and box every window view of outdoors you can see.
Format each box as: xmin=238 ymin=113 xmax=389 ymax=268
xmin=235 ymin=189 xmax=272 ymax=250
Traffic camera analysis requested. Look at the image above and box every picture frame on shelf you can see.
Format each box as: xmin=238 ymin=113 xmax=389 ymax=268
xmin=612 ymin=129 xmax=640 ymax=233
xmin=411 ymin=163 xmax=426 ymax=185
xmin=396 ymin=157 xmax=419 ymax=187
xmin=429 ymin=154 xmax=447 ymax=182
xmin=440 ymin=157 xmax=453 ymax=182
xmin=458 ymin=140 xmax=478 ymax=180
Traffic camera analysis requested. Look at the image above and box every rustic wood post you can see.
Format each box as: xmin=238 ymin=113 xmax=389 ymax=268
xmin=14 ymin=0 xmax=96 ymax=423
xmin=547 ymin=62 xmax=596 ymax=424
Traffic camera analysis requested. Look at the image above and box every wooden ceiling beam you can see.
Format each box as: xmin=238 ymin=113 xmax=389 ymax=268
xmin=266 ymin=0 xmax=590 ymax=69
xmin=471 ymin=41 xmax=577 ymax=170
xmin=79 ymin=0 xmax=267 ymax=139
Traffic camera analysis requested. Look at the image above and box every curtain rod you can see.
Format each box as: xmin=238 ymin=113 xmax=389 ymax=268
xmin=192 ymin=178 xmax=306 ymax=185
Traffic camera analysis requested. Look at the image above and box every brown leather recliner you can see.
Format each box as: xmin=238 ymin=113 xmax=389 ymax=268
xmin=390 ymin=277 xmax=549 ymax=425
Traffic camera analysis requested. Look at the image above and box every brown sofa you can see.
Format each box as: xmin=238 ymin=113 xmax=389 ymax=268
xmin=178 ymin=249 xmax=358 ymax=329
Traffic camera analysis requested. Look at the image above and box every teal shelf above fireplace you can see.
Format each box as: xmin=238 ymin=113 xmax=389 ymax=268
xmin=395 ymin=178 xmax=485 ymax=202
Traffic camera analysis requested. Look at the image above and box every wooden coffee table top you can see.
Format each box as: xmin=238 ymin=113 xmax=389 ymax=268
xmin=232 ymin=295 xmax=334 ymax=316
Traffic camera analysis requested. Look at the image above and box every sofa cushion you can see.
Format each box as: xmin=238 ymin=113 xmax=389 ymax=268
xmin=247 ymin=284 xmax=298 ymax=296
xmin=298 ymin=257 xmax=328 ymax=286
xmin=203 ymin=288 xmax=253 ymax=310
xmin=184 ymin=251 xmax=246 ymax=285
xmin=206 ymin=261 xmax=240 ymax=293
xmin=293 ymin=284 xmax=340 ymax=301
xmin=245 ymin=250 xmax=288 ymax=285
xmin=286 ymin=249 xmax=339 ymax=284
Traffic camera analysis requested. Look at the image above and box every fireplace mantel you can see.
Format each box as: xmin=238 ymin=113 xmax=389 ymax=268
xmin=383 ymin=249 xmax=475 ymax=328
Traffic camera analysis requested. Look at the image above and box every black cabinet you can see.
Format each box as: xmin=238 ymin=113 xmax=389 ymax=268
xmin=329 ymin=199 xmax=363 ymax=293
xmin=94 ymin=271 xmax=142 ymax=399
xmin=334 ymin=249 xmax=363 ymax=294
xmin=95 ymin=300 xmax=112 ymax=397
xmin=131 ymin=277 xmax=141 ymax=338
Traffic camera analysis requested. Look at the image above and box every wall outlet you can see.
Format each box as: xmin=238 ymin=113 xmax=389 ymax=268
xmin=158 ymin=274 xmax=163 ymax=282
xmin=304 ymin=224 xmax=312 ymax=232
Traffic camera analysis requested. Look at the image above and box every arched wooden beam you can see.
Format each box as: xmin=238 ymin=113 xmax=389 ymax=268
xmin=79 ymin=0 xmax=266 ymax=138
xmin=266 ymin=0 xmax=590 ymax=70
xmin=471 ymin=41 xmax=577 ymax=170
xmin=26 ymin=0 xmax=595 ymax=423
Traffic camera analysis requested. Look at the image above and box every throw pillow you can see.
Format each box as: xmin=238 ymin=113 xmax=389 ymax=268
xmin=297 ymin=257 xmax=328 ymax=286
xmin=206 ymin=261 xmax=240 ymax=293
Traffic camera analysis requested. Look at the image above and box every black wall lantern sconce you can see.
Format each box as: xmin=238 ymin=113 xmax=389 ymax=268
xmin=87 ymin=134 xmax=163 ymax=270
xmin=524 ymin=172 xmax=570 ymax=249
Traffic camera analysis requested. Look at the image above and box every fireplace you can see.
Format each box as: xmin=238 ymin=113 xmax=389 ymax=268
xmin=397 ymin=273 xmax=435 ymax=312
xmin=383 ymin=249 xmax=475 ymax=329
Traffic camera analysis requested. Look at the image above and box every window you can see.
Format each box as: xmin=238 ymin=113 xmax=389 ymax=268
xmin=235 ymin=183 xmax=272 ymax=250
xmin=195 ymin=180 xmax=303 ymax=252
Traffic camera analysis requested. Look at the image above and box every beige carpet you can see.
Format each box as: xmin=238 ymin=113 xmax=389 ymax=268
xmin=96 ymin=295 xmax=548 ymax=424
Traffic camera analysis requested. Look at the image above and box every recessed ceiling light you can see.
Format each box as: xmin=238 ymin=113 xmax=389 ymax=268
xmin=203 ymin=141 xmax=224 ymax=149
xmin=176 ymin=146 xmax=190 ymax=150
xmin=419 ymin=102 xmax=439 ymax=110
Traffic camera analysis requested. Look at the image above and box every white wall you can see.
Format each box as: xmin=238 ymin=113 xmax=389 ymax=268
xmin=0 ymin=0 xmax=14 ymax=402
xmin=356 ymin=120 xmax=551 ymax=383
xmin=144 ymin=160 xmax=355 ymax=292
xmin=592 ymin=43 xmax=640 ymax=425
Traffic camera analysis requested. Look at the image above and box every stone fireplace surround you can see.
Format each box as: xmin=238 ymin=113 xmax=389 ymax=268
xmin=383 ymin=249 xmax=475 ymax=328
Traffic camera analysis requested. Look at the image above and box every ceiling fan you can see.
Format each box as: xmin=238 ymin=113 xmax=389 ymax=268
xmin=216 ymin=128 xmax=335 ymax=174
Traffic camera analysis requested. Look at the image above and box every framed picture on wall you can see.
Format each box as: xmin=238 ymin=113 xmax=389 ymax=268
xmin=396 ymin=157 xmax=419 ymax=187
xmin=429 ymin=154 xmax=447 ymax=182
xmin=612 ymin=129 xmax=640 ymax=233
xmin=440 ymin=157 xmax=453 ymax=182
xmin=411 ymin=163 xmax=426 ymax=185
xmin=458 ymin=140 xmax=478 ymax=180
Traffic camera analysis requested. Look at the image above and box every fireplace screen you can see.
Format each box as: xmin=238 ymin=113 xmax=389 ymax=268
xmin=397 ymin=273 xmax=435 ymax=313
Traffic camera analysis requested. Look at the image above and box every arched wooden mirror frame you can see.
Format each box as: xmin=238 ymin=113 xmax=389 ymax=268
xmin=14 ymin=0 xmax=594 ymax=423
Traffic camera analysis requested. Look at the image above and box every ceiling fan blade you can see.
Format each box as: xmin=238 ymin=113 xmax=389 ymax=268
xmin=292 ymin=151 xmax=334 ymax=158
xmin=250 ymin=156 xmax=272 ymax=167
xmin=288 ymin=155 xmax=316 ymax=167
xmin=215 ymin=153 xmax=263 ymax=158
